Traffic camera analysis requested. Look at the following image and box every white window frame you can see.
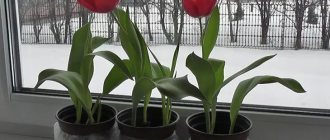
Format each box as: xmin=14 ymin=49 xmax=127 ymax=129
xmin=1 ymin=1 xmax=330 ymax=139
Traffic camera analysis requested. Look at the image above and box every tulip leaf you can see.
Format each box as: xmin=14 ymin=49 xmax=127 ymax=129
xmin=170 ymin=44 xmax=180 ymax=77
xmin=90 ymin=51 xmax=133 ymax=80
xmin=102 ymin=60 xmax=134 ymax=95
xmin=155 ymin=76 xmax=205 ymax=101
xmin=80 ymin=56 xmax=94 ymax=86
xmin=208 ymin=58 xmax=225 ymax=93
xmin=186 ymin=53 xmax=215 ymax=102
xmin=114 ymin=9 xmax=142 ymax=75
xmin=151 ymin=63 xmax=170 ymax=80
xmin=35 ymin=69 xmax=93 ymax=111
xmin=132 ymin=77 xmax=155 ymax=109
xmin=202 ymin=6 xmax=219 ymax=59
xmin=218 ymin=55 xmax=276 ymax=96
xmin=133 ymin=24 xmax=152 ymax=78
xmin=148 ymin=46 xmax=171 ymax=79
xmin=68 ymin=23 xmax=92 ymax=73
xmin=229 ymin=75 xmax=306 ymax=134
xmin=91 ymin=36 xmax=110 ymax=51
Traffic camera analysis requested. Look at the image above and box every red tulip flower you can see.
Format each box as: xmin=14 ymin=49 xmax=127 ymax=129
xmin=78 ymin=0 xmax=120 ymax=13
xmin=183 ymin=0 xmax=217 ymax=18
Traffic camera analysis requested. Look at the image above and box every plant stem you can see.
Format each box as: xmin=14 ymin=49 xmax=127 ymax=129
xmin=97 ymin=101 xmax=102 ymax=123
xmin=87 ymin=111 xmax=95 ymax=124
xmin=75 ymin=102 xmax=82 ymax=124
xmin=143 ymin=97 xmax=148 ymax=125
xmin=210 ymin=103 xmax=216 ymax=134
xmin=161 ymin=95 xmax=167 ymax=125
xmin=203 ymin=103 xmax=211 ymax=134
xmin=199 ymin=18 xmax=204 ymax=46
xmin=166 ymin=98 xmax=172 ymax=125
xmin=131 ymin=106 xmax=137 ymax=126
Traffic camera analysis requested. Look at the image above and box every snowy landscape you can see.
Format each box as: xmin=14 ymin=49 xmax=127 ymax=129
xmin=20 ymin=44 xmax=330 ymax=110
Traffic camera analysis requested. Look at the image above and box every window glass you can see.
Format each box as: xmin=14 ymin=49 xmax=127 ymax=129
xmin=16 ymin=0 xmax=330 ymax=110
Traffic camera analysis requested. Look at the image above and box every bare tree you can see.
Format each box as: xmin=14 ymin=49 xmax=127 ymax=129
xmin=157 ymin=0 xmax=184 ymax=44
xmin=31 ymin=0 xmax=44 ymax=43
xmin=172 ymin=0 xmax=185 ymax=44
xmin=63 ymin=0 xmax=76 ymax=43
xmin=49 ymin=0 xmax=65 ymax=44
xmin=18 ymin=0 xmax=31 ymax=37
xmin=227 ymin=0 xmax=236 ymax=42
xmin=255 ymin=0 xmax=272 ymax=44
xmin=107 ymin=13 xmax=115 ymax=42
xmin=280 ymin=0 xmax=287 ymax=49
xmin=306 ymin=1 xmax=318 ymax=24
xmin=138 ymin=0 xmax=154 ymax=41
xmin=319 ymin=0 xmax=330 ymax=49
xmin=233 ymin=0 xmax=244 ymax=21
xmin=294 ymin=0 xmax=309 ymax=49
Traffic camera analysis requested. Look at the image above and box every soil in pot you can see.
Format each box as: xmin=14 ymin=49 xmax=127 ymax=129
xmin=116 ymin=107 xmax=179 ymax=140
xmin=56 ymin=104 xmax=116 ymax=135
xmin=187 ymin=111 xmax=252 ymax=140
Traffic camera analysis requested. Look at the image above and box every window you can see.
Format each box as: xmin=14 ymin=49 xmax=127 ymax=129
xmin=1 ymin=0 xmax=330 ymax=139
xmin=14 ymin=0 xmax=330 ymax=111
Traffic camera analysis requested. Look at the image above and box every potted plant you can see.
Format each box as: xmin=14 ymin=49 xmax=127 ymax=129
xmin=150 ymin=2 xmax=306 ymax=140
xmin=77 ymin=2 xmax=182 ymax=139
xmin=104 ymin=9 xmax=182 ymax=139
xmin=35 ymin=2 xmax=132 ymax=136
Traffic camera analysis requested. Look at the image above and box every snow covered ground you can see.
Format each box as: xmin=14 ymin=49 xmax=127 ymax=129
xmin=20 ymin=44 xmax=330 ymax=110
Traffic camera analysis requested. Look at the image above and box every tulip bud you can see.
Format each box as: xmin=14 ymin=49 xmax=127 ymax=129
xmin=78 ymin=0 xmax=120 ymax=13
xmin=182 ymin=0 xmax=217 ymax=18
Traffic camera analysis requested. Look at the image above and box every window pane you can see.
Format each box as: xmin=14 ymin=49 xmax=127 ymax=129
xmin=16 ymin=0 xmax=330 ymax=110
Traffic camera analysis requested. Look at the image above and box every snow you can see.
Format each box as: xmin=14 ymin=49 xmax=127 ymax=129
xmin=20 ymin=44 xmax=330 ymax=110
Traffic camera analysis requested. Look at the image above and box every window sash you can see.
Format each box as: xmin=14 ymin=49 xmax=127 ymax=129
xmin=1 ymin=1 xmax=330 ymax=140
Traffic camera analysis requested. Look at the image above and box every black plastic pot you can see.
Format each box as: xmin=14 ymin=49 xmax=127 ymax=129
xmin=186 ymin=111 xmax=252 ymax=140
xmin=56 ymin=104 xmax=116 ymax=135
xmin=116 ymin=107 xmax=179 ymax=140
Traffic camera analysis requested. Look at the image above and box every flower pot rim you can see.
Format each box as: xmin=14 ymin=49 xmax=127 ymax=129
xmin=116 ymin=106 xmax=180 ymax=129
xmin=186 ymin=111 xmax=253 ymax=136
xmin=56 ymin=104 xmax=117 ymax=126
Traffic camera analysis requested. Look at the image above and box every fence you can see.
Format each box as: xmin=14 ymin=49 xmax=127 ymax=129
xmin=19 ymin=0 xmax=329 ymax=49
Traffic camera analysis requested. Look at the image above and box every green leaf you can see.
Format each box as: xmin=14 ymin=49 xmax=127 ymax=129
xmin=148 ymin=47 xmax=167 ymax=77
xmin=90 ymin=51 xmax=133 ymax=79
xmin=114 ymin=9 xmax=142 ymax=76
xmin=208 ymin=58 xmax=225 ymax=95
xmin=68 ymin=23 xmax=92 ymax=73
xmin=123 ymin=18 xmax=143 ymax=71
xmin=102 ymin=60 xmax=134 ymax=95
xmin=91 ymin=36 xmax=110 ymax=51
xmin=155 ymin=76 xmax=205 ymax=101
xmin=133 ymin=24 xmax=152 ymax=78
xmin=170 ymin=44 xmax=180 ymax=77
xmin=220 ymin=55 xmax=276 ymax=93
xmin=131 ymin=77 xmax=155 ymax=126
xmin=35 ymin=69 xmax=93 ymax=111
xmin=80 ymin=56 xmax=94 ymax=86
xmin=202 ymin=6 xmax=219 ymax=59
xmin=186 ymin=53 xmax=215 ymax=102
xmin=151 ymin=63 xmax=170 ymax=80
xmin=132 ymin=78 xmax=155 ymax=111
xmin=229 ymin=75 xmax=306 ymax=134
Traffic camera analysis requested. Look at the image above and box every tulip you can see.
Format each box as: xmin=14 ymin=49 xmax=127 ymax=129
xmin=78 ymin=0 xmax=120 ymax=13
xmin=182 ymin=0 xmax=217 ymax=18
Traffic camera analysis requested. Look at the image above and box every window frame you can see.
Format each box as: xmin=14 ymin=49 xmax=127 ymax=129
xmin=1 ymin=0 xmax=330 ymax=139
